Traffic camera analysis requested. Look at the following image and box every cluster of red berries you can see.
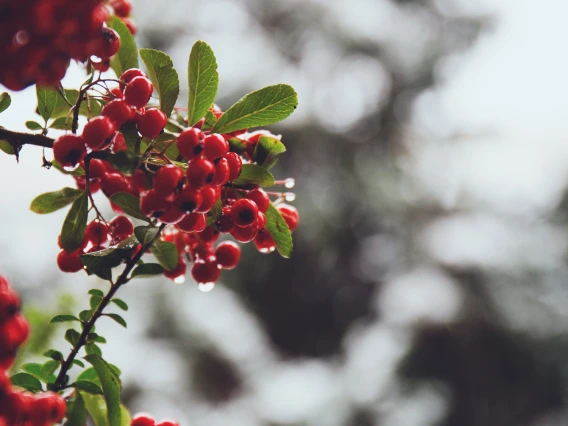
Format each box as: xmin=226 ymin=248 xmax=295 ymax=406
xmin=0 ymin=0 xmax=132 ymax=91
xmin=131 ymin=412 xmax=179 ymax=426
xmin=0 ymin=277 xmax=67 ymax=426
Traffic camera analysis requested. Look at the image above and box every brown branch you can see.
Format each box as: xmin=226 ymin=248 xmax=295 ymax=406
xmin=0 ymin=127 xmax=54 ymax=149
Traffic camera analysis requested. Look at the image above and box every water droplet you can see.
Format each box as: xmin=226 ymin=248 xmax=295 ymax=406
xmin=197 ymin=282 xmax=215 ymax=292
xmin=13 ymin=30 xmax=29 ymax=47
xmin=173 ymin=275 xmax=185 ymax=284
xmin=284 ymin=178 xmax=295 ymax=189
xmin=259 ymin=246 xmax=276 ymax=253
xmin=284 ymin=192 xmax=296 ymax=202
xmin=63 ymin=164 xmax=80 ymax=172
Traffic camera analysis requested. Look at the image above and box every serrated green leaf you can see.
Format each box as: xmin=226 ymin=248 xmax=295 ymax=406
xmin=211 ymin=84 xmax=298 ymax=134
xmin=61 ymin=192 xmax=88 ymax=252
xmin=37 ymin=85 xmax=58 ymax=122
xmin=0 ymin=92 xmax=11 ymax=113
xmin=130 ymin=263 xmax=164 ymax=279
xmin=104 ymin=313 xmax=127 ymax=328
xmin=50 ymin=116 xmax=71 ymax=130
xmin=202 ymin=109 xmax=218 ymax=131
xmin=50 ymin=314 xmax=80 ymax=324
xmin=88 ymin=289 xmax=104 ymax=297
xmin=265 ymin=203 xmax=293 ymax=258
xmin=110 ymin=193 xmax=149 ymax=222
xmin=150 ymin=240 xmax=178 ymax=271
xmin=30 ymin=187 xmax=84 ymax=214
xmin=253 ymin=135 xmax=286 ymax=169
xmin=187 ymin=41 xmax=219 ymax=126
xmin=25 ymin=120 xmax=43 ymax=131
xmin=65 ymin=328 xmax=81 ymax=346
xmin=65 ymin=392 xmax=87 ymax=426
xmin=109 ymin=16 xmax=138 ymax=77
xmin=84 ymin=355 xmax=122 ymax=426
xmin=11 ymin=372 xmax=43 ymax=392
xmin=134 ymin=226 xmax=159 ymax=247
xmin=232 ymin=164 xmax=274 ymax=186
xmin=44 ymin=349 xmax=64 ymax=361
xmin=139 ymin=48 xmax=179 ymax=117
xmin=81 ymin=393 xmax=131 ymax=426
xmin=111 ymin=299 xmax=128 ymax=311
xmin=72 ymin=380 xmax=104 ymax=395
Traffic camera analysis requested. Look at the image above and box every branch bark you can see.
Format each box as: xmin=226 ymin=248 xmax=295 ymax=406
xmin=0 ymin=127 xmax=54 ymax=149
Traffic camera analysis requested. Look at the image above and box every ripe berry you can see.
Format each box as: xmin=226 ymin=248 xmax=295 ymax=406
xmin=109 ymin=215 xmax=134 ymax=240
xmin=123 ymin=17 xmax=138 ymax=35
xmin=85 ymin=220 xmax=110 ymax=246
xmin=124 ymin=76 xmax=153 ymax=108
xmin=177 ymin=128 xmax=204 ymax=160
xmin=153 ymin=165 xmax=185 ymax=196
xmin=120 ymin=69 xmax=147 ymax=84
xmin=3 ymin=314 xmax=30 ymax=350
xmin=174 ymin=186 xmax=203 ymax=214
xmin=112 ymin=132 xmax=128 ymax=152
xmin=230 ymin=199 xmax=259 ymax=228
xmin=159 ymin=205 xmax=185 ymax=225
xmin=56 ymin=250 xmax=83 ymax=273
xmin=83 ymin=116 xmax=117 ymax=150
xmin=215 ymin=207 xmax=234 ymax=233
xmin=136 ymin=108 xmax=167 ymax=139
xmin=53 ymin=134 xmax=86 ymax=168
xmin=112 ymin=0 xmax=132 ymax=17
xmin=230 ymin=223 xmax=258 ymax=243
xmin=99 ymin=27 xmax=121 ymax=58
xmin=101 ymin=173 xmax=129 ymax=196
xmin=277 ymin=204 xmax=299 ymax=231
xmin=247 ymin=188 xmax=270 ymax=213
xmin=187 ymin=158 xmax=216 ymax=188
xmin=195 ymin=186 xmax=219 ymax=214
xmin=88 ymin=159 xmax=106 ymax=179
xmin=198 ymin=226 xmax=220 ymax=243
xmin=255 ymin=211 xmax=266 ymax=230
xmin=163 ymin=258 xmax=187 ymax=283
xmin=102 ymin=99 xmax=135 ymax=126
xmin=191 ymin=258 xmax=220 ymax=284
xmin=211 ymin=158 xmax=230 ymax=186
xmin=157 ymin=421 xmax=181 ymax=426
xmin=254 ymin=229 xmax=276 ymax=253
xmin=225 ymin=152 xmax=242 ymax=180
xmin=215 ymin=241 xmax=241 ymax=269
xmin=0 ymin=288 xmax=21 ymax=323
xmin=140 ymin=190 xmax=168 ymax=218
xmin=177 ymin=213 xmax=207 ymax=233
xmin=203 ymin=133 xmax=229 ymax=161
xmin=31 ymin=393 xmax=67 ymax=424
xmin=131 ymin=413 xmax=156 ymax=426
xmin=110 ymin=87 xmax=124 ymax=99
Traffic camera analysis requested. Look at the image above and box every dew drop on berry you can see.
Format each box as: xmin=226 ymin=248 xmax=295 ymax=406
xmin=197 ymin=282 xmax=215 ymax=292
xmin=284 ymin=192 xmax=296 ymax=202
xmin=173 ymin=275 xmax=186 ymax=284
xmin=284 ymin=178 xmax=295 ymax=189
xmin=63 ymin=163 xmax=80 ymax=172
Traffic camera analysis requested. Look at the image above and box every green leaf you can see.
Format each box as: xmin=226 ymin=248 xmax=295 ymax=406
xmin=110 ymin=192 xmax=150 ymax=222
xmin=25 ymin=120 xmax=43 ymax=131
xmin=52 ymin=89 xmax=102 ymax=119
xmin=0 ymin=92 xmax=11 ymax=113
xmin=61 ymin=192 xmax=88 ymax=252
xmin=81 ymin=393 xmax=131 ymax=426
xmin=50 ymin=314 xmax=80 ymax=324
xmin=89 ymin=334 xmax=107 ymax=344
xmin=202 ymin=109 xmax=218 ymax=131
xmin=72 ymin=380 xmax=104 ymax=395
xmin=227 ymin=136 xmax=247 ymax=153
xmin=11 ymin=372 xmax=43 ymax=392
xmin=265 ymin=203 xmax=293 ymax=258
xmin=139 ymin=48 xmax=179 ymax=117
xmin=211 ymin=84 xmax=298 ymax=134
xmin=79 ymin=309 xmax=93 ymax=322
xmin=84 ymin=355 xmax=122 ymax=426
xmin=30 ymin=187 xmax=84 ymax=214
xmin=104 ymin=313 xmax=127 ymax=328
xmin=232 ymin=164 xmax=274 ymax=186
xmin=51 ymin=160 xmax=85 ymax=176
xmin=108 ymin=16 xmax=139 ymax=77
xmin=111 ymin=299 xmax=128 ymax=311
xmin=211 ymin=198 xmax=222 ymax=222
xmin=103 ymin=150 xmax=140 ymax=175
xmin=86 ymin=343 xmax=103 ymax=356
xmin=81 ymin=246 xmax=132 ymax=280
xmin=77 ymin=367 xmax=99 ymax=383
xmin=130 ymin=263 xmax=164 ymax=279
xmin=88 ymin=289 xmax=104 ymax=297
xmin=37 ymin=85 xmax=58 ymax=122
xmin=187 ymin=41 xmax=219 ymax=126
xmin=44 ymin=349 xmax=63 ymax=361
xmin=120 ymin=121 xmax=141 ymax=153
xmin=150 ymin=240 xmax=178 ymax=271
xmin=90 ymin=295 xmax=103 ymax=310
xmin=0 ymin=140 xmax=15 ymax=155
xmin=41 ymin=360 xmax=60 ymax=380
xmin=21 ymin=363 xmax=44 ymax=378
xmin=73 ymin=359 xmax=86 ymax=368
xmin=50 ymin=116 xmax=71 ymax=130
xmin=134 ymin=225 xmax=159 ymax=247
xmin=253 ymin=135 xmax=286 ymax=169
xmin=65 ymin=392 xmax=87 ymax=426
xmin=65 ymin=328 xmax=81 ymax=346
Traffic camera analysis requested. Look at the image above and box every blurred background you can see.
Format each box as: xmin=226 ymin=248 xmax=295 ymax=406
xmin=3 ymin=0 xmax=568 ymax=424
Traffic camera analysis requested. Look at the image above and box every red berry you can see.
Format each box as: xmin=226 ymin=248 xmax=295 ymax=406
xmin=120 ymin=69 xmax=147 ymax=84
xmin=254 ymin=229 xmax=276 ymax=253
xmin=131 ymin=413 xmax=156 ymax=426
xmin=0 ymin=288 xmax=20 ymax=323
xmin=211 ymin=158 xmax=230 ymax=187
xmin=102 ymin=99 xmax=135 ymax=126
xmin=83 ymin=116 xmax=117 ymax=150
xmin=163 ymin=258 xmax=187 ymax=282
xmin=109 ymin=215 xmax=134 ymax=240
xmin=225 ymin=152 xmax=242 ymax=180
xmin=88 ymin=159 xmax=106 ymax=179
xmin=277 ymin=204 xmax=299 ymax=231
xmin=53 ymin=134 xmax=86 ymax=168
xmin=160 ymin=205 xmax=186 ymax=225
xmin=140 ymin=190 xmax=168 ymax=218
xmin=191 ymin=258 xmax=220 ymax=284
xmin=177 ymin=128 xmax=204 ymax=160
xmin=195 ymin=186 xmax=219 ymax=214
xmin=31 ymin=392 xmax=67 ymax=424
xmin=136 ymin=108 xmax=167 ymax=139
xmin=247 ymin=188 xmax=270 ymax=213
xmin=122 ymin=17 xmax=138 ymax=35
xmin=101 ymin=173 xmax=129 ymax=196
xmin=131 ymin=169 xmax=148 ymax=194
xmin=187 ymin=158 xmax=215 ymax=189
xmin=85 ymin=220 xmax=110 ymax=246
xmin=215 ymin=241 xmax=241 ymax=269
xmin=112 ymin=0 xmax=132 ymax=17
xmin=157 ymin=421 xmax=180 ymax=426
xmin=203 ymin=133 xmax=228 ymax=161
xmin=198 ymin=226 xmax=220 ymax=243
xmin=174 ymin=186 xmax=203 ymax=214
xmin=230 ymin=224 xmax=258 ymax=243
xmin=177 ymin=213 xmax=207 ymax=233
xmin=112 ymin=132 xmax=128 ymax=152
xmin=230 ymin=199 xmax=258 ymax=228
xmin=215 ymin=207 xmax=234 ymax=233
xmin=57 ymin=250 xmax=84 ymax=273
xmin=153 ymin=165 xmax=185 ymax=196
xmin=124 ymin=76 xmax=153 ymax=108
xmin=255 ymin=211 xmax=266 ymax=230
xmin=110 ymin=87 xmax=124 ymax=99
xmin=99 ymin=27 xmax=121 ymax=58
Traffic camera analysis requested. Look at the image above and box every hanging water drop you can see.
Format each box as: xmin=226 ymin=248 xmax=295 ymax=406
xmin=173 ymin=275 xmax=186 ymax=284
xmin=197 ymin=282 xmax=215 ymax=292
xmin=284 ymin=178 xmax=295 ymax=188
xmin=284 ymin=192 xmax=296 ymax=202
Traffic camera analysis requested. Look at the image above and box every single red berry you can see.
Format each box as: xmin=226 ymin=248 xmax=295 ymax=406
xmin=177 ymin=128 xmax=204 ymax=160
xmin=120 ymin=69 xmax=147 ymax=84
xmin=215 ymin=241 xmax=241 ymax=269
xmin=124 ymin=76 xmax=153 ymax=108
xmin=159 ymin=205 xmax=186 ymax=225
xmin=109 ymin=215 xmax=134 ymax=240
xmin=225 ymin=152 xmax=242 ymax=180
xmin=177 ymin=213 xmax=207 ymax=233
xmin=277 ymin=204 xmax=299 ymax=231
xmin=57 ymin=250 xmax=84 ymax=273
xmin=211 ymin=158 xmax=230 ymax=187
xmin=156 ymin=421 xmax=181 ymax=426
xmin=103 ymin=99 xmax=135 ymax=126
xmin=101 ymin=173 xmax=130 ymax=196
xmin=88 ymin=159 xmax=106 ymax=179
xmin=140 ymin=190 xmax=168 ymax=218
xmin=191 ymin=258 xmax=220 ymax=284
xmin=174 ymin=186 xmax=203 ymax=214
xmin=131 ymin=413 xmax=156 ymax=426
xmin=254 ymin=211 xmax=266 ymax=230
xmin=230 ymin=199 xmax=259 ymax=228
xmin=112 ymin=0 xmax=132 ymax=17
xmin=230 ymin=223 xmax=258 ymax=243
xmin=53 ymin=134 xmax=86 ymax=168
xmin=131 ymin=169 xmax=148 ymax=194
xmin=97 ymin=27 xmax=121 ymax=58
xmin=31 ymin=393 xmax=67 ymax=424
xmin=247 ymin=188 xmax=270 ymax=213
xmin=110 ymin=86 xmax=124 ymax=99
xmin=254 ymin=229 xmax=276 ymax=253
xmin=187 ymin=158 xmax=215 ymax=189
xmin=203 ymin=133 xmax=229 ymax=161
xmin=163 ymin=258 xmax=187 ymax=283
xmin=136 ymin=108 xmax=167 ymax=139
xmin=153 ymin=165 xmax=185 ymax=196
xmin=122 ymin=17 xmax=138 ymax=35
xmin=215 ymin=207 xmax=234 ymax=233
xmin=83 ymin=116 xmax=117 ymax=150
xmin=85 ymin=220 xmax=110 ymax=246
xmin=0 ymin=288 xmax=21 ymax=323
xmin=195 ymin=186 xmax=219 ymax=214
xmin=112 ymin=132 xmax=128 ymax=152
xmin=197 ymin=226 xmax=220 ymax=243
